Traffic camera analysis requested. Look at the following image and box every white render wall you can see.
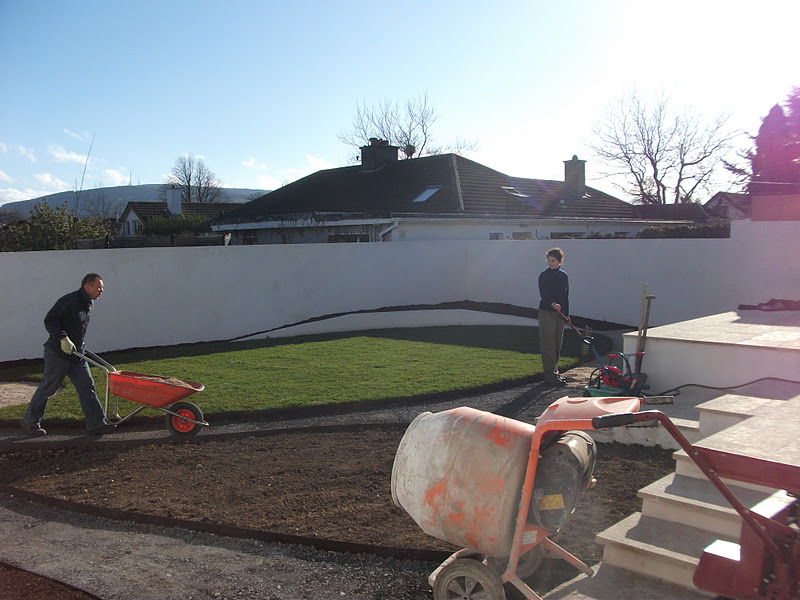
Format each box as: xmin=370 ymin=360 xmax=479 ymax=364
xmin=2 ymin=219 xmax=799 ymax=363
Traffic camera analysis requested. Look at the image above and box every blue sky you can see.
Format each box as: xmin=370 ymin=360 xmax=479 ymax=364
xmin=1 ymin=0 xmax=798 ymax=207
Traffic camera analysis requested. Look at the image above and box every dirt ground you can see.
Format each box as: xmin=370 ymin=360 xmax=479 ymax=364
xmin=0 ymin=423 xmax=674 ymax=600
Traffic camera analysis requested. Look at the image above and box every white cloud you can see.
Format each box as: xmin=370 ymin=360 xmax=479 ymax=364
xmin=0 ymin=187 xmax=50 ymax=206
xmin=256 ymin=175 xmax=283 ymax=190
xmin=34 ymin=172 xmax=70 ymax=191
xmin=234 ymin=154 xmax=336 ymax=191
xmin=0 ymin=170 xmax=11 ymax=183
xmin=17 ymin=145 xmax=37 ymax=163
xmin=239 ymin=154 xmax=336 ymax=190
xmin=64 ymin=129 xmax=91 ymax=141
xmin=306 ymin=155 xmax=334 ymax=171
xmin=0 ymin=142 xmax=7 ymax=153
xmin=101 ymin=169 xmax=129 ymax=186
xmin=48 ymin=144 xmax=87 ymax=164
xmin=243 ymin=157 xmax=267 ymax=169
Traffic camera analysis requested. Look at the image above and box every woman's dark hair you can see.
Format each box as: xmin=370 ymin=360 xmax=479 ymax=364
xmin=546 ymin=248 xmax=564 ymax=262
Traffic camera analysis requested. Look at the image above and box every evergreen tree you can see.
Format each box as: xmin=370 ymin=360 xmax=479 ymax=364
xmin=750 ymin=88 xmax=800 ymax=193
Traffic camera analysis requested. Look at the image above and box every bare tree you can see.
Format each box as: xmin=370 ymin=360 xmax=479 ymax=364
xmin=165 ymin=154 xmax=226 ymax=203
xmin=338 ymin=92 xmax=477 ymax=161
xmin=589 ymin=92 xmax=735 ymax=204
xmin=82 ymin=187 xmax=117 ymax=220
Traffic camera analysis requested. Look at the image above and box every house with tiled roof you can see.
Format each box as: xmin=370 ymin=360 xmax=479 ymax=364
xmin=210 ymin=140 xmax=706 ymax=244
xmin=118 ymin=188 xmax=242 ymax=237
xmin=703 ymin=191 xmax=751 ymax=220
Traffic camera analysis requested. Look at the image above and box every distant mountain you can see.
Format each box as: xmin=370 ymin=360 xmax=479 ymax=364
xmin=1 ymin=184 xmax=268 ymax=218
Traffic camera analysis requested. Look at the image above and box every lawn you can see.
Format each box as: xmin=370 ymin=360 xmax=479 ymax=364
xmin=0 ymin=325 xmax=610 ymax=423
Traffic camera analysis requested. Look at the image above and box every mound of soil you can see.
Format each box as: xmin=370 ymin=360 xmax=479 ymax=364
xmin=0 ymin=425 xmax=674 ymax=599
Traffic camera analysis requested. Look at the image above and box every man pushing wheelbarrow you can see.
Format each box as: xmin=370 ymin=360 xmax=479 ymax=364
xmin=20 ymin=273 xmax=111 ymax=436
xmin=20 ymin=273 xmax=207 ymax=438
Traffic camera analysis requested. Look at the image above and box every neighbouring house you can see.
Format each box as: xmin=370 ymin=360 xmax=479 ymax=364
xmin=117 ymin=187 xmax=241 ymax=237
xmin=703 ymin=192 xmax=751 ymax=220
xmin=210 ymin=140 xmax=712 ymax=244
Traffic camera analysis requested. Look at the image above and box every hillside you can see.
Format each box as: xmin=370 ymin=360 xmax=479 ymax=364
xmin=1 ymin=184 xmax=268 ymax=218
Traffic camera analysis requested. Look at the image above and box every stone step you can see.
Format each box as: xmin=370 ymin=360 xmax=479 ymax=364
xmin=638 ymin=473 xmax=771 ymax=539
xmin=672 ymin=451 xmax=776 ymax=493
xmin=596 ymin=512 xmax=724 ymax=595
xmin=589 ymin=416 xmax=701 ymax=449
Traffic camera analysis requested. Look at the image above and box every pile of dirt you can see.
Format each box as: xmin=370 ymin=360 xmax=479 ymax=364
xmin=0 ymin=425 xmax=674 ymax=599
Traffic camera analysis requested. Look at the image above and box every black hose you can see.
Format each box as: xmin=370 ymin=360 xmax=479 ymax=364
xmin=656 ymin=376 xmax=800 ymax=397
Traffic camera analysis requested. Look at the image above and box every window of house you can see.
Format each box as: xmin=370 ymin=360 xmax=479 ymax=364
xmin=550 ymin=232 xmax=584 ymax=239
xmin=412 ymin=186 xmax=442 ymax=203
xmin=328 ymin=233 xmax=370 ymax=243
xmin=242 ymin=231 xmax=258 ymax=245
xmin=511 ymin=232 xmax=533 ymax=240
xmin=501 ymin=186 xmax=529 ymax=198
xmin=489 ymin=232 xmax=504 ymax=240
xmin=133 ymin=220 xmax=142 ymax=235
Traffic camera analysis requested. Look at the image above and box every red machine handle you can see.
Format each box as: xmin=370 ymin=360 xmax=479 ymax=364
xmin=593 ymin=410 xmax=789 ymax=561
xmin=591 ymin=412 xmax=637 ymax=429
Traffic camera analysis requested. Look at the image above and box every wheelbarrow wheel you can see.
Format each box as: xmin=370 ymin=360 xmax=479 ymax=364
xmin=433 ymin=558 xmax=506 ymax=600
xmin=166 ymin=401 xmax=203 ymax=436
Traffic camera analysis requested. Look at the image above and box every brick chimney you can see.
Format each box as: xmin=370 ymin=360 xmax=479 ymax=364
xmin=564 ymin=155 xmax=586 ymax=194
xmin=360 ymin=138 xmax=399 ymax=170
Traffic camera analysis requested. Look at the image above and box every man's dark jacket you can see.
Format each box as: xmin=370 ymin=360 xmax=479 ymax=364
xmin=43 ymin=287 xmax=93 ymax=362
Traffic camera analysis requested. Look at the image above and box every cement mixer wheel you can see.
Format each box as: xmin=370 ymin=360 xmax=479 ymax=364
xmin=433 ymin=558 xmax=506 ymax=600
xmin=484 ymin=544 xmax=544 ymax=581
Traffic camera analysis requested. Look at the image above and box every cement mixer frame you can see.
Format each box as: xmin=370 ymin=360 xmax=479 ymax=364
xmin=423 ymin=396 xmax=645 ymax=600
xmin=403 ymin=396 xmax=798 ymax=600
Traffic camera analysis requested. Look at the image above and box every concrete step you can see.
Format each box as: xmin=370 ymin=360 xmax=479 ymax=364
xmin=596 ymin=512 xmax=724 ymax=595
xmin=639 ymin=473 xmax=772 ymax=539
xmin=672 ymin=451 xmax=777 ymax=493
xmin=589 ymin=416 xmax=701 ymax=449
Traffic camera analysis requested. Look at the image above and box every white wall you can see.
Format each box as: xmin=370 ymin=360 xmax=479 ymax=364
xmin=2 ymin=219 xmax=799 ymax=363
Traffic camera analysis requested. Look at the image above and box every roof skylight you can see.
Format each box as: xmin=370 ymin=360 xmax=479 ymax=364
xmin=412 ymin=186 xmax=442 ymax=203
xmin=501 ymin=186 xmax=529 ymax=198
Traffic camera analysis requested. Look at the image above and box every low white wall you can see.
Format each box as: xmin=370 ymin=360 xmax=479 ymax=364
xmin=2 ymin=219 xmax=799 ymax=363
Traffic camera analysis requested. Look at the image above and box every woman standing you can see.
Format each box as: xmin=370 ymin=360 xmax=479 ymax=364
xmin=538 ymin=248 xmax=569 ymax=386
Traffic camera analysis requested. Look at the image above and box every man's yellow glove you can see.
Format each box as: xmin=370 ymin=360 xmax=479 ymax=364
xmin=60 ymin=336 xmax=75 ymax=355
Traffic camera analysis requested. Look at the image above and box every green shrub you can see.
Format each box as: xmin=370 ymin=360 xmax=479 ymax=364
xmin=636 ymin=222 xmax=730 ymax=238
xmin=142 ymin=214 xmax=209 ymax=236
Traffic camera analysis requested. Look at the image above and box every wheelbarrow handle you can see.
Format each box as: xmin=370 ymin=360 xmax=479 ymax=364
xmin=71 ymin=350 xmax=117 ymax=373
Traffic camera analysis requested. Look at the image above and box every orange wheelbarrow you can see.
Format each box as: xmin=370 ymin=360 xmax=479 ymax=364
xmin=75 ymin=350 xmax=208 ymax=436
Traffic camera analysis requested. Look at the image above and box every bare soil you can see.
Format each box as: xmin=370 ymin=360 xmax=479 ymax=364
xmin=0 ymin=424 xmax=674 ymax=600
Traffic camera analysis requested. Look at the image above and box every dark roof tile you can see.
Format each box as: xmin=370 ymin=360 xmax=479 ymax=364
xmin=214 ymin=154 xmax=641 ymax=225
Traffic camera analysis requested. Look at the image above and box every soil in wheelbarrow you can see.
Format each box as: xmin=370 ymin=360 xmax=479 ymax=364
xmin=0 ymin=426 xmax=674 ymax=600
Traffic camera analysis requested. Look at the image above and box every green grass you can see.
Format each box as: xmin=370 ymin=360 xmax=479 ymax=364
xmin=0 ymin=326 xmax=610 ymax=423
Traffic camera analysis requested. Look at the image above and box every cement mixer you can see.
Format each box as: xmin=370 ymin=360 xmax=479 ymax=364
xmin=391 ymin=395 xmax=644 ymax=600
